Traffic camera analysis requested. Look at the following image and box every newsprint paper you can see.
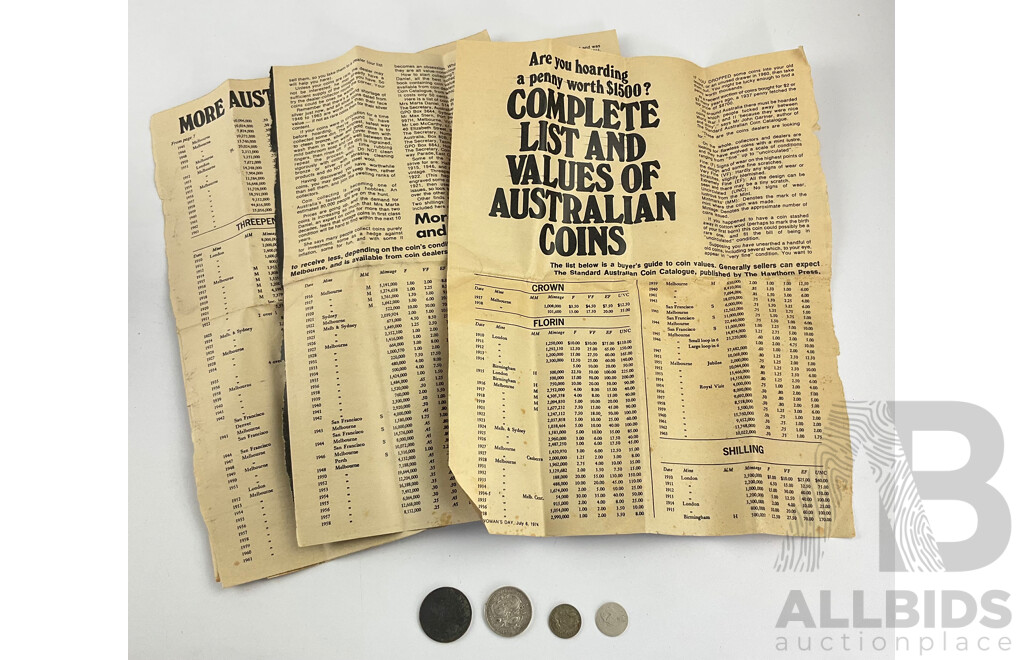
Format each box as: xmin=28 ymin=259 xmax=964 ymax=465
xmin=152 ymin=78 xmax=414 ymax=587
xmin=447 ymin=41 xmax=854 ymax=538
xmin=271 ymin=31 xmax=620 ymax=547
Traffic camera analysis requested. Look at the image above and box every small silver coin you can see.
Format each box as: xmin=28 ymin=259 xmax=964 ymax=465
xmin=548 ymin=603 xmax=582 ymax=639
xmin=595 ymin=602 xmax=628 ymax=637
xmin=484 ymin=586 xmax=532 ymax=637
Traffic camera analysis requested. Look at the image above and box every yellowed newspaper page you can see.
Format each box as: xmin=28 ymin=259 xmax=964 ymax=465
xmin=272 ymin=32 xmax=619 ymax=546
xmin=441 ymin=31 xmax=619 ymax=119
xmin=152 ymin=79 xmax=413 ymax=587
xmin=448 ymin=41 xmax=853 ymax=538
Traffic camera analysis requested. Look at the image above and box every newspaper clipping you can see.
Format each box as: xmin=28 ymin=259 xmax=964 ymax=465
xmin=446 ymin=40 xmax=854 ymax=538
xmin=271 ymin=31 xmax=620 ymax=547
xmin=151 ymin=79 xmax=414 ymax=586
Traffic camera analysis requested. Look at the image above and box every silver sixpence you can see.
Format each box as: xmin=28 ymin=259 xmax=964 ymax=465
xmin=484 ymin=586 xmax=532 ymax=637
xmin=595 ymin=602 xmax=628 ymax=637
xmin=548 ymin=603 xmax=582 ymax=639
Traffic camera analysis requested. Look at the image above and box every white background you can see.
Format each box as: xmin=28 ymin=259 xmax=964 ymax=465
xmin=125 ymin=2 xmax=895 ymax=656
xmin=4 ymin=1 xmax=1020 ymax=658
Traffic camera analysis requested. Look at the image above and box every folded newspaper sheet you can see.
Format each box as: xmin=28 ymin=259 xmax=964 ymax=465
xmin=271 ymin=31 xmax=620 ymax=547
xmin=447 ymin=41 xmax=854 ymax=537
xmin=152 ymin=77 xmax=417 ymax=587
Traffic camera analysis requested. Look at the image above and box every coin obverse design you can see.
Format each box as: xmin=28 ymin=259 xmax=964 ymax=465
xmin=595 ymin=602 xmax=628 ymax=637
xmin=484 ymin=586 xmax=533 ymax=637
xmin=548 ymin=603 xmax=582 ymax=639
xmin=419 ymin=586 xmax=472 ymax=643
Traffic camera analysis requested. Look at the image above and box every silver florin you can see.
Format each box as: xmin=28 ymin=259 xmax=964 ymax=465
xmin=484 ymin=586 xmax=533 ymax=637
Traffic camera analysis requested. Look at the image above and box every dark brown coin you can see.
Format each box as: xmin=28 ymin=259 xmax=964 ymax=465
xmin=548 ymin=603 xmax=582 ymax=639
xmin=419 ymin=586 xmax=472 ymax=643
